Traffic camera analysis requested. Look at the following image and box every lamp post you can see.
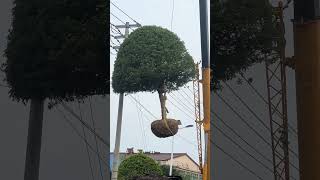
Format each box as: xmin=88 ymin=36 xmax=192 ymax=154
xmin=169 ymin=124 xmax=194 ymax=176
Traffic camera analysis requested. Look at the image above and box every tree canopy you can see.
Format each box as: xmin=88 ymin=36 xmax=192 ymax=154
xmin=118 ymin=154 xmax=163 ymax=180
xmin=112 ymin=26 xmax=195 ymax=94
xmin=211 ymin=0 xmax=280 ymax=90
xmin=2 ymin=0 xmax=109 ymax=102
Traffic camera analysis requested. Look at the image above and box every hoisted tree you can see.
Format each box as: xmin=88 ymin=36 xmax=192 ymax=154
xmin=211 ymin=0 xmax=280 ymax=90
xmin=2 ymin=0 xmax=108 ymax=180
xmin=112 ymin=26 xmax=195 ymax=138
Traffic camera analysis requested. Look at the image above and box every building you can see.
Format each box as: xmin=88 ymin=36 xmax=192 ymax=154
xmin=110 ymin=148 xmax=202 ymax=180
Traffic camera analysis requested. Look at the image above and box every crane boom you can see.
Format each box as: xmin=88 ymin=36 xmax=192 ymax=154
xmin=193 ymin=63 xmax=203 ymax=175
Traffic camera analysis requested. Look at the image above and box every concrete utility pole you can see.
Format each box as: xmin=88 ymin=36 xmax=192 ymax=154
xmin=294 ymin=0 xmax=320 ymax=179
xmin=111 ymin=22 xmax=141 ymax=180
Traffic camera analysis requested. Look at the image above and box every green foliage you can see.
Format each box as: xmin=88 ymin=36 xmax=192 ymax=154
xmin=211 ymin=0 xmax=280 ymax=90
xmin=118 ymin=154 xmax=163 ymax=180
xmin=112 ymin=26 xmax=195 ymax=94
xmin=2 ymin=0 xmax=109 ymax=102
xmin=160 ymin=165 xmax=180 ymax=176
xmin=160 ymin=165 xmax=196 ymax=180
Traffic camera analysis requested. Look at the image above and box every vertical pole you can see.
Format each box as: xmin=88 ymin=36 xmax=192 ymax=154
xmin=169 ymin=135 xmax=174 ymax=176
xmin=24 ymin=98 xmax=45 ymax=180
xmin=111 ymin=22 xmax=130 ymax=180
xmin=199 ymin=0 xmax=210 ymax=180
xmin=111 ymin=94 xmax=124 ymax=180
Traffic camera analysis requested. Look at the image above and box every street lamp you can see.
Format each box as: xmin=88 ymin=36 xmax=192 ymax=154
xmin=169 ymin=124 xmax=194 ymax=176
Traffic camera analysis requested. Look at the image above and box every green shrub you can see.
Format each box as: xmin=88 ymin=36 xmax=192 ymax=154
xmin=118 ymin=154 xmax=163 ymax=180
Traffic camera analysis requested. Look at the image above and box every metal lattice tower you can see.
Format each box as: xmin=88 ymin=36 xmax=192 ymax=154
xmin=193 ymin=63 xmax=203 ymax=175
xmin=265 ymin=2 xmax=290 ymax=180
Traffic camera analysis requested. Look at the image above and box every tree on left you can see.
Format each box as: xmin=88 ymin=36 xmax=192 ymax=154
xmin=2 ymin=0 xmax=108 ymax=180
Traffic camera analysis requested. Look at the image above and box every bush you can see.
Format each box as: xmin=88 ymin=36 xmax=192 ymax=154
xmin=118 ymin=154 xmax=163 ymax=180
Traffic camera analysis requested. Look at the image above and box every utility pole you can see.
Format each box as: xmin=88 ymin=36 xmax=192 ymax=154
xmin=111 ymin=22 xmax=141 ymax=180
xmin=198 ymin=0 xmax=210 ymax=179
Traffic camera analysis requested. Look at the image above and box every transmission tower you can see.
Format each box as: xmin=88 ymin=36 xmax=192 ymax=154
xmin=265 ymin=1 xmax=290 ymax=180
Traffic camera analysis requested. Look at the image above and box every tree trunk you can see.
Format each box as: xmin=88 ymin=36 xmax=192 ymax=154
xmin=158 ymin=90 xmax=167 ymax=120
xmin=24 ymin=98 xmax=45 ymax=180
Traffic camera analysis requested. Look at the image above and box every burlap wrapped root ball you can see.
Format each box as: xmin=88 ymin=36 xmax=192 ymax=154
xmin=151 ymin=119 xmax=179 ymax=138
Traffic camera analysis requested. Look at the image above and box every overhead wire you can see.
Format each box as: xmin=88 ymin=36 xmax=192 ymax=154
xmin=130 ymin=93 xmax=274 ymax=179
xmin=169 ymin=88 xmax=300 ymax=174
xmin=78 ymin=103 xmax=95 ymax=180
xmin=170 ymin=0 xmax=175 ymax=30
xmin=216 ymin=92 xmax=271 ymax=146
xmin=168 ymin=91 xmax=284 ymax=178
xmin=110 ymin=1 xmax=140 ymax=24
xmin=216 ymin=92 xmax=299 ymax=160
xmin=110 ymin=13 xmax=126 ymax=25
xmin=56 ymin=107 xmax=110 ymax=168
xmin=128 ymin=94 xmax=199 ymax=158
xmin=222 ymin=81 xmax=270 ymax=131
xmin=89 ymin=98 xmax=105 ymax=180
xmin=211 ymin=111 xmax=299 ymax=179
xmin=222 ymin=80 xmax=300 ymax=160
xmin=240 ymin=73 xmax=298 ymax=136
xmin=133 ymin=94 xmax=148 ymax=150
xmin=211 ymin=139 xmax=266 ymax=180
xmin=60 ymin=103 xmax=110 ymax=148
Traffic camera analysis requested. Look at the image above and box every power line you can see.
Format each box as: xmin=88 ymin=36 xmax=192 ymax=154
xmin=110 ymin=1 xmax=140 ymax=24
xmin=216 ymin=92 xmax=299 ymax=160
xmin=56 ymin=107 xmax=110 ymax=168
xmin=211 ymin=111 xmax=299 ymax=180
xmin=60 ymin=103 xmax=110 ymax=148
xmin=128 ymin=95 xmax=157 ymax=119
xmin=78 ymin=103 xmax=95 ymax=180
xmin=167 ymin=94 xmax=195 ymax=119
xmin=129 ymin=93 xmax=274 ymax=179
xmin=216 ymin=92 xmax=272 ymax=146
xmin=110 ymin=13 xmax=126 ymax=24
xmin=133 ymin=94 xmax=147 ymax=150
xmin=211 ymin=111 xmax=273 ymax=164
xmin=240 ymin=74 xmax=298 ymax=136
xmin=222 ymin=81 xmax=270 ymax=131
xmin=211 ymin=140 xmax=266 ymax=180
xmin=169 ymin=90 xmax=299 ymax=174
xmin=168 ymin=92 xmax=284 ymax=178
xmin=89 ymin=98 xmax=105 ymax=180
xmin=170 ymin=0 xmax=175 ymax=30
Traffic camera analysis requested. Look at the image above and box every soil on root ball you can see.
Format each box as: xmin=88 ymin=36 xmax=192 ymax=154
xmin=151 ymin=119 xmax=179 ymax=138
